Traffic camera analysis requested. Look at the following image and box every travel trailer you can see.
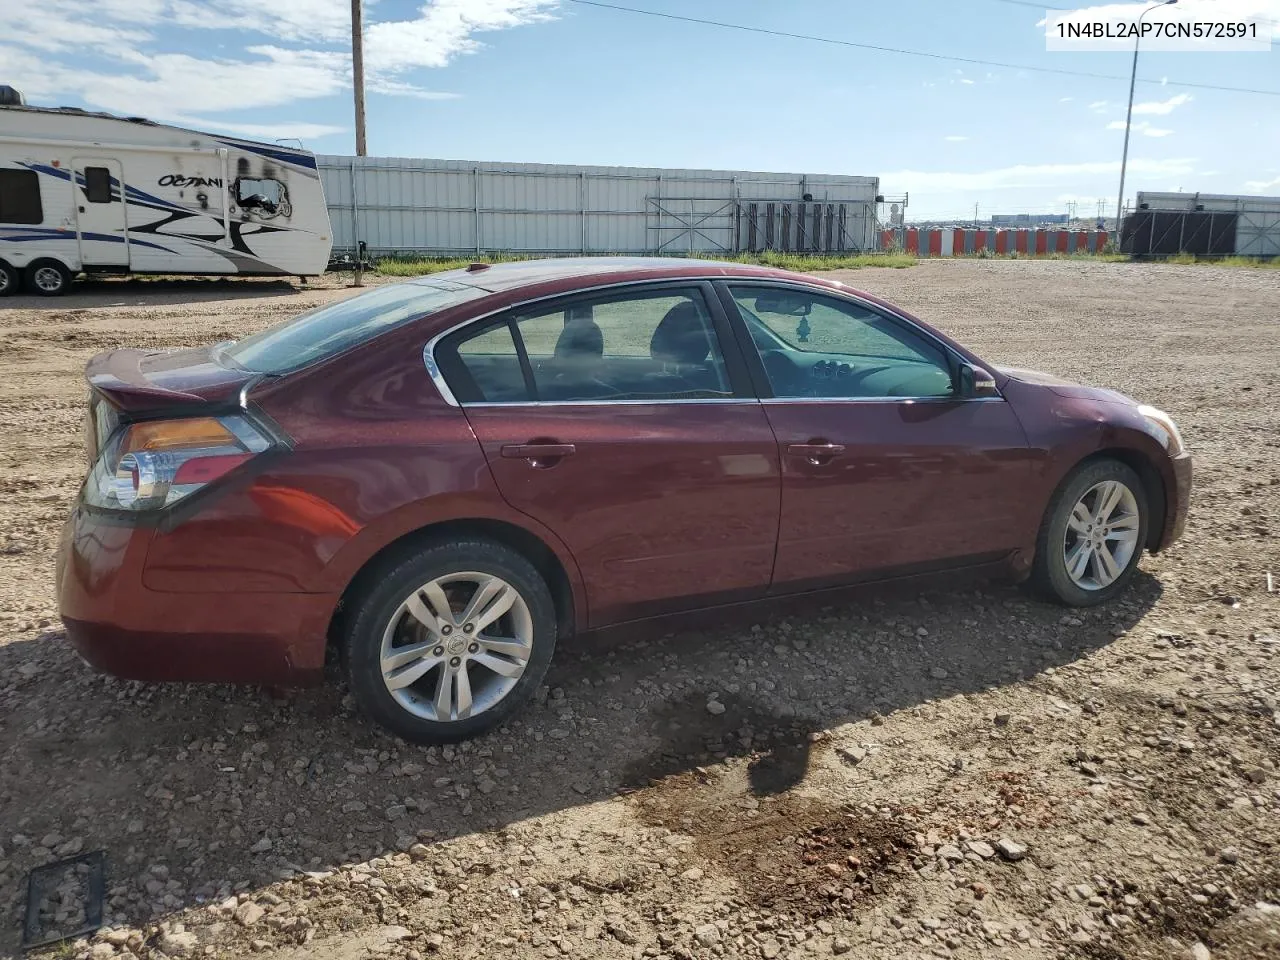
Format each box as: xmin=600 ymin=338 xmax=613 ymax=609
xmin=0 ymin=87 xmax=332 ymax=296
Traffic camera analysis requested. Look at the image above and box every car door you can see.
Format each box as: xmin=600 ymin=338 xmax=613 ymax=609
xmin=434 ymin=281 xmax=781 ymax=627
xmin=717 ymin=280 xmax=1034 ymax=591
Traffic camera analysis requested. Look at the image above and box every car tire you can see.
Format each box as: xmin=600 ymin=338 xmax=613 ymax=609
xmin=0 ymin=260 xmax=18 ymax=297
xmin=342 ymin=538 xmax=558 ymax=743
xmin=25 ymin=259 xmax=73 ymax=296
xmin=1028 ymin=458 xmax=1148 ymax=607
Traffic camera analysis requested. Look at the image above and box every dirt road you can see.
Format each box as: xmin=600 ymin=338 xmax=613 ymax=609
xmin=0 ymin=260 xmax=1276 ymax=960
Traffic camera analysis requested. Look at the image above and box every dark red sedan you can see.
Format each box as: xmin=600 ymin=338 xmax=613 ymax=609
xmin=57 ymin=258 xmax=1191 ymax=742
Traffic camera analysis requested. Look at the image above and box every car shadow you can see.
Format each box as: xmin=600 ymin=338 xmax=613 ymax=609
xmin=0 ymin=570 xmax=1162 ymax=950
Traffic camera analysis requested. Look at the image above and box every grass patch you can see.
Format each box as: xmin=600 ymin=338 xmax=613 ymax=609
xmin=1161 ymin=254 xmax=1280 ymax=268
xmin=374 ymin=251 xmax=917 ymax=277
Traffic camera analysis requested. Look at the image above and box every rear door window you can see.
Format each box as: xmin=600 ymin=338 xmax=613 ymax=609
xmin=439 ymin=287 xmax=735 ymax=403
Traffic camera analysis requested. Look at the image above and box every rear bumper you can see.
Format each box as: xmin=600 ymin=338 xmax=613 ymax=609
xmin=56 ymin=506 xmax=332 ymax=685
xmin=1158 ymin=452 xmax=1192 ymax=550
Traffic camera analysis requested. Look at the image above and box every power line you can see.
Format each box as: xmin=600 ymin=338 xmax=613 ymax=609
xmin=564 ymin=0 xmax=1280 ymax=97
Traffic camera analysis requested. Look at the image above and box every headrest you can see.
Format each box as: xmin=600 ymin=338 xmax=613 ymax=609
xmin=651 ymin=301 xmax=712 ymax=365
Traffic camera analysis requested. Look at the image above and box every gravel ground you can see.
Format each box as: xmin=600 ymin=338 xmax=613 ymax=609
xmin=0 ymin=260 xmax=1277 ymax=960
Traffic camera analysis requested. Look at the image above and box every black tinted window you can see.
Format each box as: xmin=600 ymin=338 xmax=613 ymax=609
xmin=84 ymin=167 xmax=112 ymax=203
xmin=0 ymin=169 xmax=42 ymax=224
xmin=224 ymin=280 xmax=485 ymax=374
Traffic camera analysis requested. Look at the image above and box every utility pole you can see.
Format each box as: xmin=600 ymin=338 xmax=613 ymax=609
xmin=1115 ymin=0 xmax=1177 ymax=242
xmin=351 ymin=0 xmax=367 ymax=157
xmin=973 ymin=202 xmax=979 ymax=228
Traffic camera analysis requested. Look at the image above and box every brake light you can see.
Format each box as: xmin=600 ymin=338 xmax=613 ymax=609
xmin=83 ymin=415 xmax=271 ymax=511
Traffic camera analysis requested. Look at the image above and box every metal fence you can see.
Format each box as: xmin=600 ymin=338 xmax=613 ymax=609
xmin=317 ymin=155 xmax=880 ymax=257
xmin=1127 ymin=191 xmax=1280 ymax=258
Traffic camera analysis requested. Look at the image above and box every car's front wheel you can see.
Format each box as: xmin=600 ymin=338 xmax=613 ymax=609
xmin=343 ymin=538 xmax=557 ymax=743
xmin=1029 ymin=458 xmax=1148 ymax=606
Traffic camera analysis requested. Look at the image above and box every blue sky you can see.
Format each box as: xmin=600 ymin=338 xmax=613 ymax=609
xmin=3 ymin=0 xmax=1278 ymax=218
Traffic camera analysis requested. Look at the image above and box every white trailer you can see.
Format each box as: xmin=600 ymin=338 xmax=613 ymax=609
xmin=0 ymin=90 xmax=332 ymax=296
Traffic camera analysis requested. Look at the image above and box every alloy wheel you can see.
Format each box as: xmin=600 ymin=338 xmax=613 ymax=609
xmin=33 ymin=266 xmax=64 ymax=293
xmin=1062 ymin=479 xmax=1141 ymax=590
xmin=378 ymin=572 xmax=533 ymax=722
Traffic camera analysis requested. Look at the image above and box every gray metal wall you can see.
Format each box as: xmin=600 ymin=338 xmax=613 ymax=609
xmin=318 ymin=155 xmax=880 ymax=257
xmin=1137 ymin=191 xmax=1280 ymax=257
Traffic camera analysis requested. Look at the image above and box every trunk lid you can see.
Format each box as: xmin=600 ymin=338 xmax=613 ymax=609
xmin=85 ymin=345 xmax=256 ymax=412
xmin=82 ymin=345 xmax=257 ymax=463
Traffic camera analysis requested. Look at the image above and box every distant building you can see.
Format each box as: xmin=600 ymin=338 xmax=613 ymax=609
xmin=990 ymin=213 xmax=1071 ymax=227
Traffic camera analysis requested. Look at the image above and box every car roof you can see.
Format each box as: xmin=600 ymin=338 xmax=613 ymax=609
xmin=407 ymin=256 xmax=858 ymax=297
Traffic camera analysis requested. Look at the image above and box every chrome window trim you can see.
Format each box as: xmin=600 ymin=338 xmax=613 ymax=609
xmin=760 ymin=395 xmax=1007 ymax=405
xmin=461 ymin=397 xmax=757 ymax=408
xmin=422 ymin=274 xmax=1002 ymax=407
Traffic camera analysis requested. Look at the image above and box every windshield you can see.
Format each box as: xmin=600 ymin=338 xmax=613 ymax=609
xmin=223 ymin=279 xmax=486 ymax=374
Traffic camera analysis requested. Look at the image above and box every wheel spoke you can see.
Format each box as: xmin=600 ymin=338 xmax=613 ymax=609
xmin=1068 ymin=502 xmax=1092 ymax=535
xmin=1095 ymin=542 xmax=1120 ymax=583
xmin=385 ymin=654 xmax=442 ymax=691
xmin=458 ymin=577 xmax=504 ymax=627
xmin=1066 ymin=540 xmax=1092 ymax=580
xmin=469 ymin=584 xmax=516 ymax=633
xmin=1094 ymin=482 xmax=1123 ymax=523
xmin=381 ymin=641 xmax=434 ymax=672
xmin=433 ymin=665 xmax=454 ymax=720
xmin=1109 ymin=512 xmax=1140 ymax=531
xmin=454 ymin=666 xmax=473 ymax=719
xmin=423 ymin=581 xmax=455 ymax=627
xmin=478 ymin=635 xmax=529 ymax=658
xmin=405 ymin=592 xmax=446 ymax=634
xmin=471 ymin=652 xmax=524 ymax=678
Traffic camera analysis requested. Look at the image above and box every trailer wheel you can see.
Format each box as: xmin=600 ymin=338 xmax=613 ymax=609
xmin=26 ymin=259 xmax=73 ymax=297
xmin=0 ymin=261 xmax=18 ymax=297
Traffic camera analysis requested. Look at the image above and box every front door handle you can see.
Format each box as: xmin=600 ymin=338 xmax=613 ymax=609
xmin=786 ymin=442 xmax=845 ymax=465
xmin=501 ymin=443 xmax=576 ymax=467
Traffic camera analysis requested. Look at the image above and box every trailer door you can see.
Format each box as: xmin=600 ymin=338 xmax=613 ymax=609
xmin=72 ymin=158 xmax=129 ymax=269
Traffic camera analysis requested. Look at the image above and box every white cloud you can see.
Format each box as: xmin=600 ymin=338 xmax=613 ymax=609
xmin=959 ymin=78 xmax=975 ymax=85
xmin=1243 ymin=175 xmax=1280 ymax=192
xmin=1059 ymin=96 xmax=1074 ymax=102
xmin=1132 ymin=93 xmax=1192 ymax=115
xmin=882 ymin=157 xmax=1197 ymax=193
xmin=0 ymin=0 xmax=559 ymax=142
xmin=1089 ymin=100 xmax=1109 ymax=113
xmin=1106 ymin=120 xmax=1173 ymax=137
xmin=944 ymin=135 xmax=969 ymax=142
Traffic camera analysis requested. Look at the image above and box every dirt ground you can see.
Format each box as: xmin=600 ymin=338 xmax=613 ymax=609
xmin=0 ymin=259 xmax=1277 ymax=960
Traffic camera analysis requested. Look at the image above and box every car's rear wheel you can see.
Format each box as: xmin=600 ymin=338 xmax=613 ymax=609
xmin=343 ymin=538 xmax=557 ymax=743
xmin=1028 ymin=458 xmax=1148 ymax=607
xmin=0 ymin=261 xmax=18 ymax=297
xmin=25 ymin=259 xmax=73 ymax=296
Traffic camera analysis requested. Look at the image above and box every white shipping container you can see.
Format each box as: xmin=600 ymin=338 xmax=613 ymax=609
xmin=319 ymin=155 xmax=880 ymax=257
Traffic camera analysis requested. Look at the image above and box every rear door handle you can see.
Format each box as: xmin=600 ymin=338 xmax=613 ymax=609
xmin=501 ymin=443 xmax=576 ymax=464
xmin=786 ymin=442 xmax=845 ymax=464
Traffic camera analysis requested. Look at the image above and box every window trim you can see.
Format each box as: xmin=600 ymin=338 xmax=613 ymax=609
xmin=712 ymin=279 xmax=1003 ymax=403
xmin=432 ymin=280 xmax=756 ymax=406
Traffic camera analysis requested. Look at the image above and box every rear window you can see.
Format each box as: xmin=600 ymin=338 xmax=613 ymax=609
xmin=222 ymin=279 xmax=486 ymax=374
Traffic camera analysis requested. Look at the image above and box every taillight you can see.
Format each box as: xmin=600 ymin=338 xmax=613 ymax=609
xmin=84 ymin=415 xmax=271 ymax=511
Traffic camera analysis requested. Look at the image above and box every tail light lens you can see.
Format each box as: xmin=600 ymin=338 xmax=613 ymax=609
xmin=84 ymin=415 xmax=271 ymax=511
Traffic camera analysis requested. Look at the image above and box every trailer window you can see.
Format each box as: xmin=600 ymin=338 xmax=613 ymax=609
xmin=235 ymin=177 xmax=290 ymax=217
xmin=84 ymin=167 xmax=113 ymax=204
xmin=0 ymin=169 xmax=42 ymax=224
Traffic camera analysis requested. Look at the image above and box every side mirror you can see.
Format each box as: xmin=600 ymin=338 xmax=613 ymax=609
xmin=957 ymin=362 xmax=999 ymax=398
